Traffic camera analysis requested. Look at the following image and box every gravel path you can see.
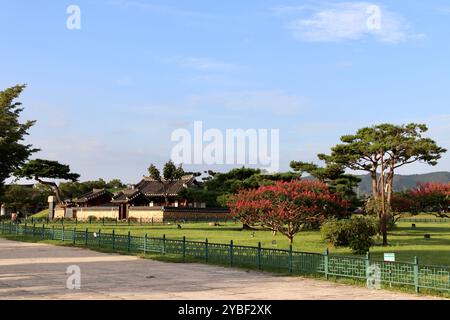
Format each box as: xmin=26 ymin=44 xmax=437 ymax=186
xmin=0 ymin=238 xmax=442 ymax=300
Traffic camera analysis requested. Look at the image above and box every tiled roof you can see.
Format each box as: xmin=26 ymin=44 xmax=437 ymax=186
xmin=111 ymin=175 xmax=197 ymax=202
xmin=75 ymin=189 xmax=111 ymax=203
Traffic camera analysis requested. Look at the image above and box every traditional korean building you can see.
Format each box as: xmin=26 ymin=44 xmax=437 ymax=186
xmin=74 ymin=188 xmax=113 ymax=207
xmin=111 ymin=174 xmax=202 ymax=219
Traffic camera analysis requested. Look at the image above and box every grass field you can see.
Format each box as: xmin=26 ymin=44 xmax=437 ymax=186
xmin=21 ymin=219 xmax=450 ymax=266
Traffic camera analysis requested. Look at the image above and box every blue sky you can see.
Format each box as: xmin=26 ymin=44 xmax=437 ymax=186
xmin=2 ymin=0 xmax=450 ymax=183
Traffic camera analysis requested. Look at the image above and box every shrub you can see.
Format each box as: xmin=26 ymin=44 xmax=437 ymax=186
xmin=364 ymin=198 xmax=396 ymax=230
xmin=321 ymin=217 xmax=378 ymax=254
xmin=321 ymin=219 xmax=348 ymax=247
xmin=88 ymin=215 xmax=98 ymax=222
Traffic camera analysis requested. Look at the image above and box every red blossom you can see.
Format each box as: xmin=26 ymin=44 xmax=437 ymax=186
xmin=228 ymin=180 xmax=348 ymax=244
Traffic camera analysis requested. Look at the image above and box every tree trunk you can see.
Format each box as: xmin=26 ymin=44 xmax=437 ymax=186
xmin=288 ymin=235 xmax=294 ymax=245
xmin=379 ymin=148 xmax=388 ymax=246
xmin=36 ymin=178 xmax=62 ymax=204
xmin=242 ymin=223 xmax=256 ymax=230
xmin=386 ymin=158 xmax=395 ymax=205
xmin=370 ymin=171 xmax=379 ymax=199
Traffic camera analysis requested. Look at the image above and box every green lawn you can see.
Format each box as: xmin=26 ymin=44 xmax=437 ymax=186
xmin=29 ymin=209 xmax=49 ymax=219
xmin=30 ymin=219 xmax=450 ymax=266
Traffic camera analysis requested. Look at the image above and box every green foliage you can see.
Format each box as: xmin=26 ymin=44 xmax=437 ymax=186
xmin=321 ymin=217 xmax=378 ymax=254
xmin=290 ymin=161 xmax=361 ymax=209
xmin=16 ymin=159 xmax=79 ymax=181
xmin=148 ymin=160 xmax=184 ymax=183
xmin=0 ymin=85 xmax=38 ymax=194
xmin=0 ymin=184 xmax=51 ymax=214
xmin=178 ymin=188 xmax=223 ymax=207
xmin=364 ymin=197 xmax=396 ymax=230
xmin=147 ymin=161 xmax=186 ymax=205
xmin=59 ymin=179 xmax=125 ymax=201
xmin=202 ymin=167 xmax=262 ymax=193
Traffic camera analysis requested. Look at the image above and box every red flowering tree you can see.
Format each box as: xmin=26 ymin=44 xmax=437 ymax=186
xmin=408 ymin=182 xmax=450 ymax=217
xmin=228 ymin=180 xmax=347 ymax=244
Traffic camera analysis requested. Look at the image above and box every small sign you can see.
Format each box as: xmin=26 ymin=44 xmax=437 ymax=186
xmin=384 ymin=253 xmax=395 ymax=262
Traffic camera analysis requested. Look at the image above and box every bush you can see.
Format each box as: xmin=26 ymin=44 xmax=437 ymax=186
xmin=321 ymin=217 xmax=378 ymax=254
xmin=88 ymin=215 xmax=98 ymax=222
xmin=321 ymin=219 xmax=348 ymax=247
xmin=364 ymin=198 xmax=397 ymax=230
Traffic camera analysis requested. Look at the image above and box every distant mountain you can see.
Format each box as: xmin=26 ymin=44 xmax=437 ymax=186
xmin=356 ymin=171 xmax=450 ymax=196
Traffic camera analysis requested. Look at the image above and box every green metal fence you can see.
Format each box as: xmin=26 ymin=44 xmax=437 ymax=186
xmin=398 ymin=218 xmax=450 ymax=223
xmin=1 ymin=221 xmax=449 ymax=294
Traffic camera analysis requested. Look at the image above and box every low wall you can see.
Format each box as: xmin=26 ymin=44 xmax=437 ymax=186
xmin=128 ymin=207 xmax=164 ymax=222
xmin=54 ymin=207 xmax=119 ymax=220
xmin=162 ymin=207 xmax=230 ymax=221
xmin=75 ymin=207 xmax=119 ymax=220
xmin=54 ymin=208 xmax=65 ymax=219
xmin=54 ymin=206 xmax=230 ymax=222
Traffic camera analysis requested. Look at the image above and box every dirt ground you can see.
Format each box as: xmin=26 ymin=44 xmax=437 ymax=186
xmin=0 ymin=238 xmax=443 ymax=300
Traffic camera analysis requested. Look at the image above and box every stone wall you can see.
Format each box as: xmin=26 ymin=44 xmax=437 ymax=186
xmin=128 ymin=207 xmax=164 ymax=222
xmin=53 ymin=206 xmax=230 ymax=222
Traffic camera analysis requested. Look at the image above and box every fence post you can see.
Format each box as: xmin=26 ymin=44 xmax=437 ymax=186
xmin=257 ymin=242 xmax=262 ymax=270
xmin=205 ymin=238 xmax=209 ymax=262
xmin=324 ymin=248 xmax=329 ymax=280
xmin=288 ymin=245 xmax=293 ymax=274
xmin=230 ymin=240 xmax=234 ymax=267
xmin=85 ymin=228 xmax=88 ymax=246
xmin=75 ymin=218 xmax=78 ymax=225
xmin=144 ymin=233 xmax=147 ymax=255
xmin=112 ymin=229 xmax=115 ymax=250
xmin=127 ymin=231 xmax=131 ymax=252
xmin=102 ymin=217 xmax=105 ymax=226
xmin=365 ymin=251 xmax=371 ymax=279
xmin=98 ymin=229 xmax=101 ymax=247
xmin=414 ymin=256 xmax=420 ymax=294
xmin=42 ymin=224 xmax=45 ymax=239
xmin=52 ymin=225 xmax=55 ymax=240
xmin=62 ymin=226 xmax=65 ymax=242
xmin=33 ymin=223 xmax=36 ymax=237
xmin=182 ymin=236 xmax=186 ymax=262
xmin=73 ymin=228 xmax=76 ymax=245
xmin=162 ymin=234 xmax=166 ymax=255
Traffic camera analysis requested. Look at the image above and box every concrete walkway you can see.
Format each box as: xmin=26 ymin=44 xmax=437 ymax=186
xmin=0 ymin=238 xmax=442 ymax=300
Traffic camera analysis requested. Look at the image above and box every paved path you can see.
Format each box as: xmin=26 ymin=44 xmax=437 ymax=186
xmin=0 ymin=238 xmax=442 ymax=300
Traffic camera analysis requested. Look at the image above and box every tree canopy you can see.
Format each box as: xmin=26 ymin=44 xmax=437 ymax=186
xmin=317 ymin=123 xmax=446 ymax=245
xmin=0 ymin=85 xmax=38 ymax=195
xmin=228 ymin=180 xmax=347 ymax=244
xmin=15 ymin=159 xmax=80 ymax=204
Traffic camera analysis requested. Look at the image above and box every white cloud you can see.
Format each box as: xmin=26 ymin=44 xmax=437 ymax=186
xmin=280 ymin=2 xmax=423 ymax=43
